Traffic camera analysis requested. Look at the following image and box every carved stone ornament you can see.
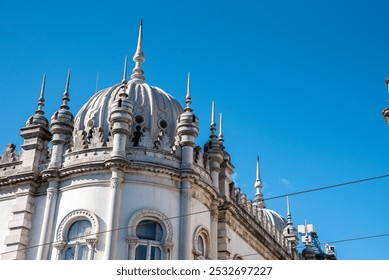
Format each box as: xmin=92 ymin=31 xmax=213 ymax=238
xmin=88 ymin=127 xmax=105 ymax=148
xmin=73 ymin=130 xmax=88 ymax=151
xmin=56 ymin=209 xmax=99 ymax=242
xmin=0 ymin=144 xmax=18 ymax=163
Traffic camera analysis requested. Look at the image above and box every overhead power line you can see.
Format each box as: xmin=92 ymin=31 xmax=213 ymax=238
xmin=321 ymin=233 xmax=389 ymax=246
xmin=265 ymin=173 xmax=389 ymax=201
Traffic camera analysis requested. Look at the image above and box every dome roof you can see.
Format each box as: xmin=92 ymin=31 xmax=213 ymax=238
xmin=73 ymin=21 xmax=183 ymax=147
xmin=259 ymin=208 xmax=287 ymax=231
xmin=73 ymin=80 xmax=183 ymax=145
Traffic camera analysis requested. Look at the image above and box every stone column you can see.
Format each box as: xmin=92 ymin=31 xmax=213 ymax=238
xmin=53 ymin=241 xmax=66 ymax=260
xmin=104 ymin=167 xmax=124 ymax=260
xmin=86 ymin=237 xmax=98 ymax=260
xmin=176 ymin=96 xmax=198 ymax=260
xmin=36 ymin=178 xmax=59 ymax=260
xmin=127 ymin=238 xmax=138 ymax=260
xmin=179 ymin=178 xmax=192 ymax=259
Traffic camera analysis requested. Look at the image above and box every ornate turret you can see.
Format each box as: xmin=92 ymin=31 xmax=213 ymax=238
xmin=47 ymin=70 xmax=74 ymax=170
xmin=215 ymin=112 xmax=235 ymax=199
xmin=176 ymin=73 xmax=199 ymax=169
xmin=19 ymin=74 xmax=51 ymax=172
xmin=283 ymin=197 xmax=299 ymax=247
xmin=204 ymin=101 xmax=224 ymax=192
xmin=108 ymin=56 xmax=134 ymax=161
xmin=26 ymin=74 xmax=49 ymax=128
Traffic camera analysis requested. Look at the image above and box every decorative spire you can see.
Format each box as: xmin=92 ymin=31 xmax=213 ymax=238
xmin=130 ymin=19 xmax=145 ymax=82
xmin=35 ymin=73 xmax=46 ymax=115
xmin=60 ymin=69 xmax=71 ymax=110
xmin=185 ymin=72 xmax=192 ymax=111
xmin=287 ymin=196 xmax=292 ymax=226
xmin=122 ymin=55 xmax=128 ymax=84
xmin=254 ymin=155 xmax=266 ymax=208
xmin=210 ymin=101 xmax=217 ymax=138
xmin=218 ymin=112 xmax=224 ymax=142
xmin=255 ymin=155 xmax=261 ymax=186
xmin=119 ymin=56 xmax=129 ymax=99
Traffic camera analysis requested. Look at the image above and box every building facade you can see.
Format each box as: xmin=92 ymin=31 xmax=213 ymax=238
xmin=0 ymin=22 xmax=299 ymax=260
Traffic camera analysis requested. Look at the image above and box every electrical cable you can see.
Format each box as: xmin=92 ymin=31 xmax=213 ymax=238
xmin=264 ymin=173 xmax=389 ymax=201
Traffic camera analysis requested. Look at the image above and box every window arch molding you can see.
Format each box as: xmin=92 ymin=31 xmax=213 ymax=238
xmin=127 ymin=209 xmax=173 ymax=242
xmin=193 ymin=225 xmax=211 ymax=260
xmin=54 ymin=209 xmax=99 ymax=260
xmin=127 ymin=209 xmax=173 ymax=260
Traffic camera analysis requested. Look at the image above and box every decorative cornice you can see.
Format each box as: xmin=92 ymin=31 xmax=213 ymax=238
xmin=218 ymin=203 xmax=293 ymax=260
xmin=0 ymin=171 xmax=37 ymax=186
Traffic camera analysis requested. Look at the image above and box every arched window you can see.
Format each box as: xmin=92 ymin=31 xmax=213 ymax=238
xmin=127 ymin=209 xmax=173 ymax=260
xmin=54 ymin=209 xmax=99 ymax=260
xmin=64 ymin=220 xmax=91 ymax=260
xmin=135 ymin=220 xmax=163 ymax=260
xmin=197 ymin=235 xmax=205 ymax=257
xmin=193 ymin=226 xmax=210 ymax=260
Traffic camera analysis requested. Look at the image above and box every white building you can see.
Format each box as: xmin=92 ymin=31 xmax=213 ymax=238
xmin=0 ymin=22 xmax=299 ymax=260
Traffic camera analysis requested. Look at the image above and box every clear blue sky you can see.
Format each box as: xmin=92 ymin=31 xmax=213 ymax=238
xmin=1 ymin=0 xmax=389 ymax=260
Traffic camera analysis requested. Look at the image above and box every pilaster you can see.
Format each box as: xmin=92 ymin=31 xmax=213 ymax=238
xmin=2 ymin=185 xmax=35 ymax=260
xmin=217 ymin=209 xmax=232 ymax=260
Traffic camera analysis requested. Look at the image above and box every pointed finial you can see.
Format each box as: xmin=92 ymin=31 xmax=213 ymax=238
xmin=287 ymin=196 xmax=292 ymax=225
xmin=35 ymin=73 xmax=46 ymax=115
xmin=185 ymin=72 xmax=192 ymax=110
xmin=254 ymin=155 xmax=266 ymax=208
xmin=119 ymin=56 xmax=129 ymax=99
xmin=131 ymin=19 xmax=145 ymax=82
xmin=210 ymin=101 xmax=217 ymax=138
xmin=122 ymin=55 xmax=128 ymax=84
xmin=218 ymin=112 xmax=224 ymax=142
xmin=60 ymin=69 xmax=71 ymax=110
xmin=256 ymin=155 xmax=261 ymax=183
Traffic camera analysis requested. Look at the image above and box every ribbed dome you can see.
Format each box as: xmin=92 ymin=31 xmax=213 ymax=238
xmin=74 ymin=79 xmax=183 ymax=146
xmin=260 ymin=209 xmax=287 ymax=231
xmin=73 ymin=21 xmax=184 ymax=149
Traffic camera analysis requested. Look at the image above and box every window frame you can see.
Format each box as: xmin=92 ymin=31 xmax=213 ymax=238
xmin=134 ymin=219 xmax=164 ymax=260
xmin=193 ymin=226 xmax=211 ymax=260
xmin=54 ymin=209 xmax=99 ymax=260
xmin=63 ymin=220 xmax=92 ymax=260
xmin=127 ymin=209 xmax=173 ymax=260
